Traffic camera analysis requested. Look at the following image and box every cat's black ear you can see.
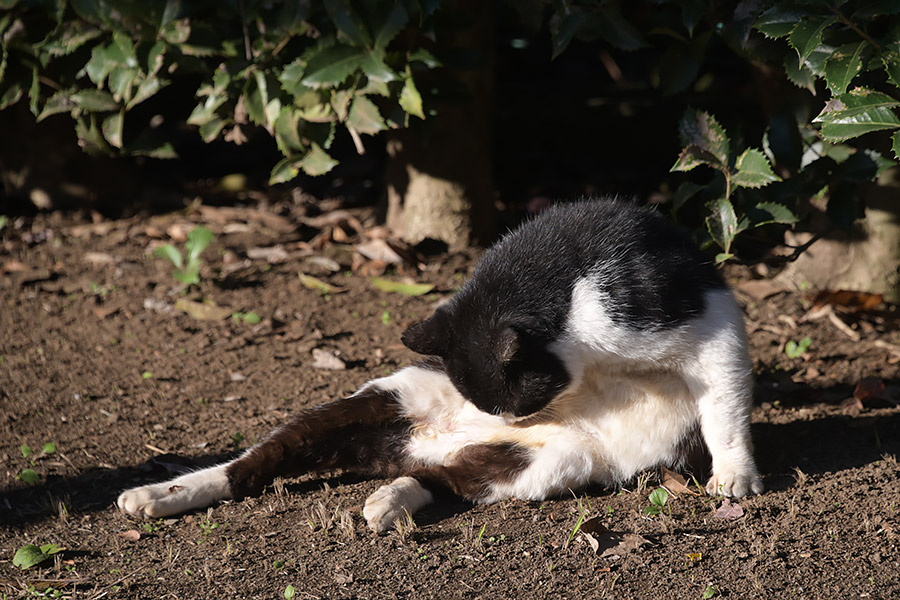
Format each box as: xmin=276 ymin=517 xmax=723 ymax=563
xmin=496 ymin=326 xmax=520 ymax=365
xmin=401 ymin=312 xmax=448 ymax=357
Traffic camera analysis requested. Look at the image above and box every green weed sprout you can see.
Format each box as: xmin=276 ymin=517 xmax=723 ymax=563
xmin=154 ymin=225 xmax=214 ymax=285
xmin=784 ymin=337 xmax=812 ymax=359
xmin=644 ymin=487 xmax=670 ymax=517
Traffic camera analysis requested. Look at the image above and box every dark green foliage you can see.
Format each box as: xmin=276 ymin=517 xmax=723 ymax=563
xmin=549 ymin=0 xmax=900 ymax=257
xmin=0 ymin=0 xmax=440 ymax=181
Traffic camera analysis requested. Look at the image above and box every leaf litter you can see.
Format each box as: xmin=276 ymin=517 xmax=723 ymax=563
xmin=579 ymin=517 xmax=650 ymax=557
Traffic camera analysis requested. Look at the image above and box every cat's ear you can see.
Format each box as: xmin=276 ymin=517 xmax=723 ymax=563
xmin=401 ymin=312 xmax=448 ymax=357
xmin=496 ymin=326 xmax=520 ymax=365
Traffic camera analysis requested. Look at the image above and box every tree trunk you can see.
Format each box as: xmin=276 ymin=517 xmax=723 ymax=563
xmin=385 ymin=0 xmax=496 ymax=250
xmin=778 ymin=169 xmax=900 ymax=303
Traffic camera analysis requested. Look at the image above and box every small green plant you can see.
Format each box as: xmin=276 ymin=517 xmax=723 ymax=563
xmin=230 ymin=432 xmax=245 ymax=452
xmin=273 ymin=560 xmax=286 ymax=570
xmin=17 ymin=469 xmax=39 ymax=485
xmin=702 ymin=584 xmax=720 ymax=599
xmin=198 ymin=516 xmax=220 ymax=543
xmin=232 ymin=311 xmax=262 ymax=325
xmin=21 ymin=444 xmax=33 ymax=458
xmin=284 ymin=585 xmax=296 ymax=600
xmin=13 ymin=543 xmax=64 ymax=570
xmin=785 ymin=337 xmax=812 ymax=359
xmin=142 ymin=519 xmax=164 ymax=534
xmin=154 ymin=226 xmax=214 ymax=285
xmin=644 ymin=487 xmax=671 ymax=517
xmin=141 ymin=370 xmax=154 ymax=380
xmin=381 ymin=310 xmax=391 ymax=325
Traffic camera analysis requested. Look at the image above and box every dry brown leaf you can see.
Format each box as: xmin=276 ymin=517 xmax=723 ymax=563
xmin=83 ymin=251 xmax=115 ymax=266
xmin=3 ymin=260 xmax=30 ymax=273
xmin=714 ymin=499 xmax=744 ymax=519
xmin=247 ymin=245 xmax=289 ymax=263
xmin=660 ymin=467 xmax=699 ymax=496
xmin=812 ymin=289 xmax=883 ymax=312
xmin=174 ymin=298 xmax=233 ymax=321
xmin=356 ymin=239 xmax=406 ymax=265
xmin=579 ymin=517 xmax=649 ymax=557
xmin=119 ymin=530 xmax=141 ymax=542
xmin=166 ymin=223 xmax=189 ymax=243
xmin=311 ymin=348 xmax=346 ymax=371
xmin=853 ymin=377 xmax=897 ymax=408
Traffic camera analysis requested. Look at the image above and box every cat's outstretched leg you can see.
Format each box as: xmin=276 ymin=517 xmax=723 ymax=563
xmin=688 ymin=290 xmax=763 ymax=497
xmin=117 ymin=385 xmax=409 ymax=519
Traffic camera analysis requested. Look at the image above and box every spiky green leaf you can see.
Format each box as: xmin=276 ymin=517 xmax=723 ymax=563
xmin=298 ymin=143 xmax=338 ymax=176
xmin=373 ymin=2 xmax=409 ymax=50
xmin=883 ymin=41 xmax=900 ymax=89
xmin=347 ymin=95 xmax=386 ymax=134
xmin=677 ymin=109 xmax=730 ymax=165
xmin=788 ymin=16 xmax=837 ymax=62
xmin=755 ymin=2 xmax=807 ymax=39
xmin=324 ymin=0 xmax=371 ymax=47
xmin=823 ymin=42 xmax=867 ymax=95
xmin=705 ymin=197 xmax=739 ymax=253
xmin=732 ymin=148 xmax=781 ymax=188
xmin=101 ymin=109 xmax=124 ymax=148
xmin=814 ymin=88 xmax=900 ymax=141
xmin=399 ymin=74 xmax=424 ymax=119
xmin=301 ymin=45 xmax=365 ymax=89
xmin=892 ymin=130 xmax=900 ymax=160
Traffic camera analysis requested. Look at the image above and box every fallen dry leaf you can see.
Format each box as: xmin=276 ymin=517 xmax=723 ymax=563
xmin=247 ymin=245 xmax=289 ymax=263
xmin=580 ymin=517 xmax=650 ymax=557
xmin=812 ymin=289 xmax=883 ymax=312
xmin=119 ymin=530 xmax=141 ymax=542
xmin=853 ymin=377 xmax=897 ymax=408
xmin=714 ymin=499 xmax=744 ymax=519
xmin=311 ymin=348 xmax=346 ymax=370
xmin=299 ymin=273 xmax=345 ymax=295
xmin=174 ymin=298 xmax=233 ymax=321
xmin=83 ymin=251 xmax=115 ymax=266
xmin=661 ymin=466 xmax=699 ymax=496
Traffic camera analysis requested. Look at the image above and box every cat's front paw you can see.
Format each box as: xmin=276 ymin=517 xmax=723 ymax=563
xmin=706 ymin=469 xmax=763 ymax=497
xmin=363 ymin=476 xmax=433 ymax=533
xmin=117 ymin=483 xmax=181 ymax=519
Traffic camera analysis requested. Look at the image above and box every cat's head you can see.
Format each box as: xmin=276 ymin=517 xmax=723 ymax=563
xmin=401 ymin=308 xmax=570 ymax=417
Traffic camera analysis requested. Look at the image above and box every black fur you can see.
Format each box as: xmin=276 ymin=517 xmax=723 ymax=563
xmin=402 ymin=198 xmax=724 ymax=417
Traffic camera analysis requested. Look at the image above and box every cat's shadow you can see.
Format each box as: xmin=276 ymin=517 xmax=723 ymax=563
xmin=2 ymin=385 xmax=898 ymax=528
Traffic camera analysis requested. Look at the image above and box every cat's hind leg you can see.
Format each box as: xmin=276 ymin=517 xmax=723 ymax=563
xmin=118 ymin=384 xmax=409 ymax=519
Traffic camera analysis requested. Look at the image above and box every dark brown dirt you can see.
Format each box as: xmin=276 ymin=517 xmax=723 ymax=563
xmin=1 ymin=206 xmax=899 ymax=600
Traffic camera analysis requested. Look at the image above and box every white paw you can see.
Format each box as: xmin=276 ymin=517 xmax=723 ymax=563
xmin=117 ymin=483 xmax=183 ymax=518
xmin=706 ymin=469 xmax=763 ymax=497
xmin=363 ymin=476 xmax=433 ymax=533
xmin=116 ymin=464 xmax=231 ymax=518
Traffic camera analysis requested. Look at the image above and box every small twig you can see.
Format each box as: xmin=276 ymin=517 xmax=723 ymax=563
xmin=347 ymin=127 xmax=366 ymax=155
xmin=764 ymin=232 xmax=826 ymax=265
xmin=831 ymin=7 xmax=880 ymax=51
xmin=144 ymin=443 xmax=167 ymax=454
xmin=238 ymin=0 xmax=253 ymax=61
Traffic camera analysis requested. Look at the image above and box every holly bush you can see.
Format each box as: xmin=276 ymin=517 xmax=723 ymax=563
xmin=550 ymin=0 xmax=900 ymax=258
xmin=0 ymin=0 xmax=440 ymax=182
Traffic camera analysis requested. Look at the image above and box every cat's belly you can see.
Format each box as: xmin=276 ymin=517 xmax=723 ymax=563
xmin=401 ymin=366 xmax=699 ymax=497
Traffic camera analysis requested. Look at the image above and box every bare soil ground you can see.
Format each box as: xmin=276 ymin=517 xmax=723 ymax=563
xmin=1 ymin=203 xmax=899 ymax=599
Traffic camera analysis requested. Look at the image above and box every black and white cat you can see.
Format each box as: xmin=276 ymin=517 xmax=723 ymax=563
xmin=117 ymin=198 xmax=763 ymax=532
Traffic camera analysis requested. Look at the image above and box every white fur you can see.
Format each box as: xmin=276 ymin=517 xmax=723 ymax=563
xmin=363 ymin=476 xmax=433 ymax=532
xmin=117 ymin=463 xmax=232 ymax=518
